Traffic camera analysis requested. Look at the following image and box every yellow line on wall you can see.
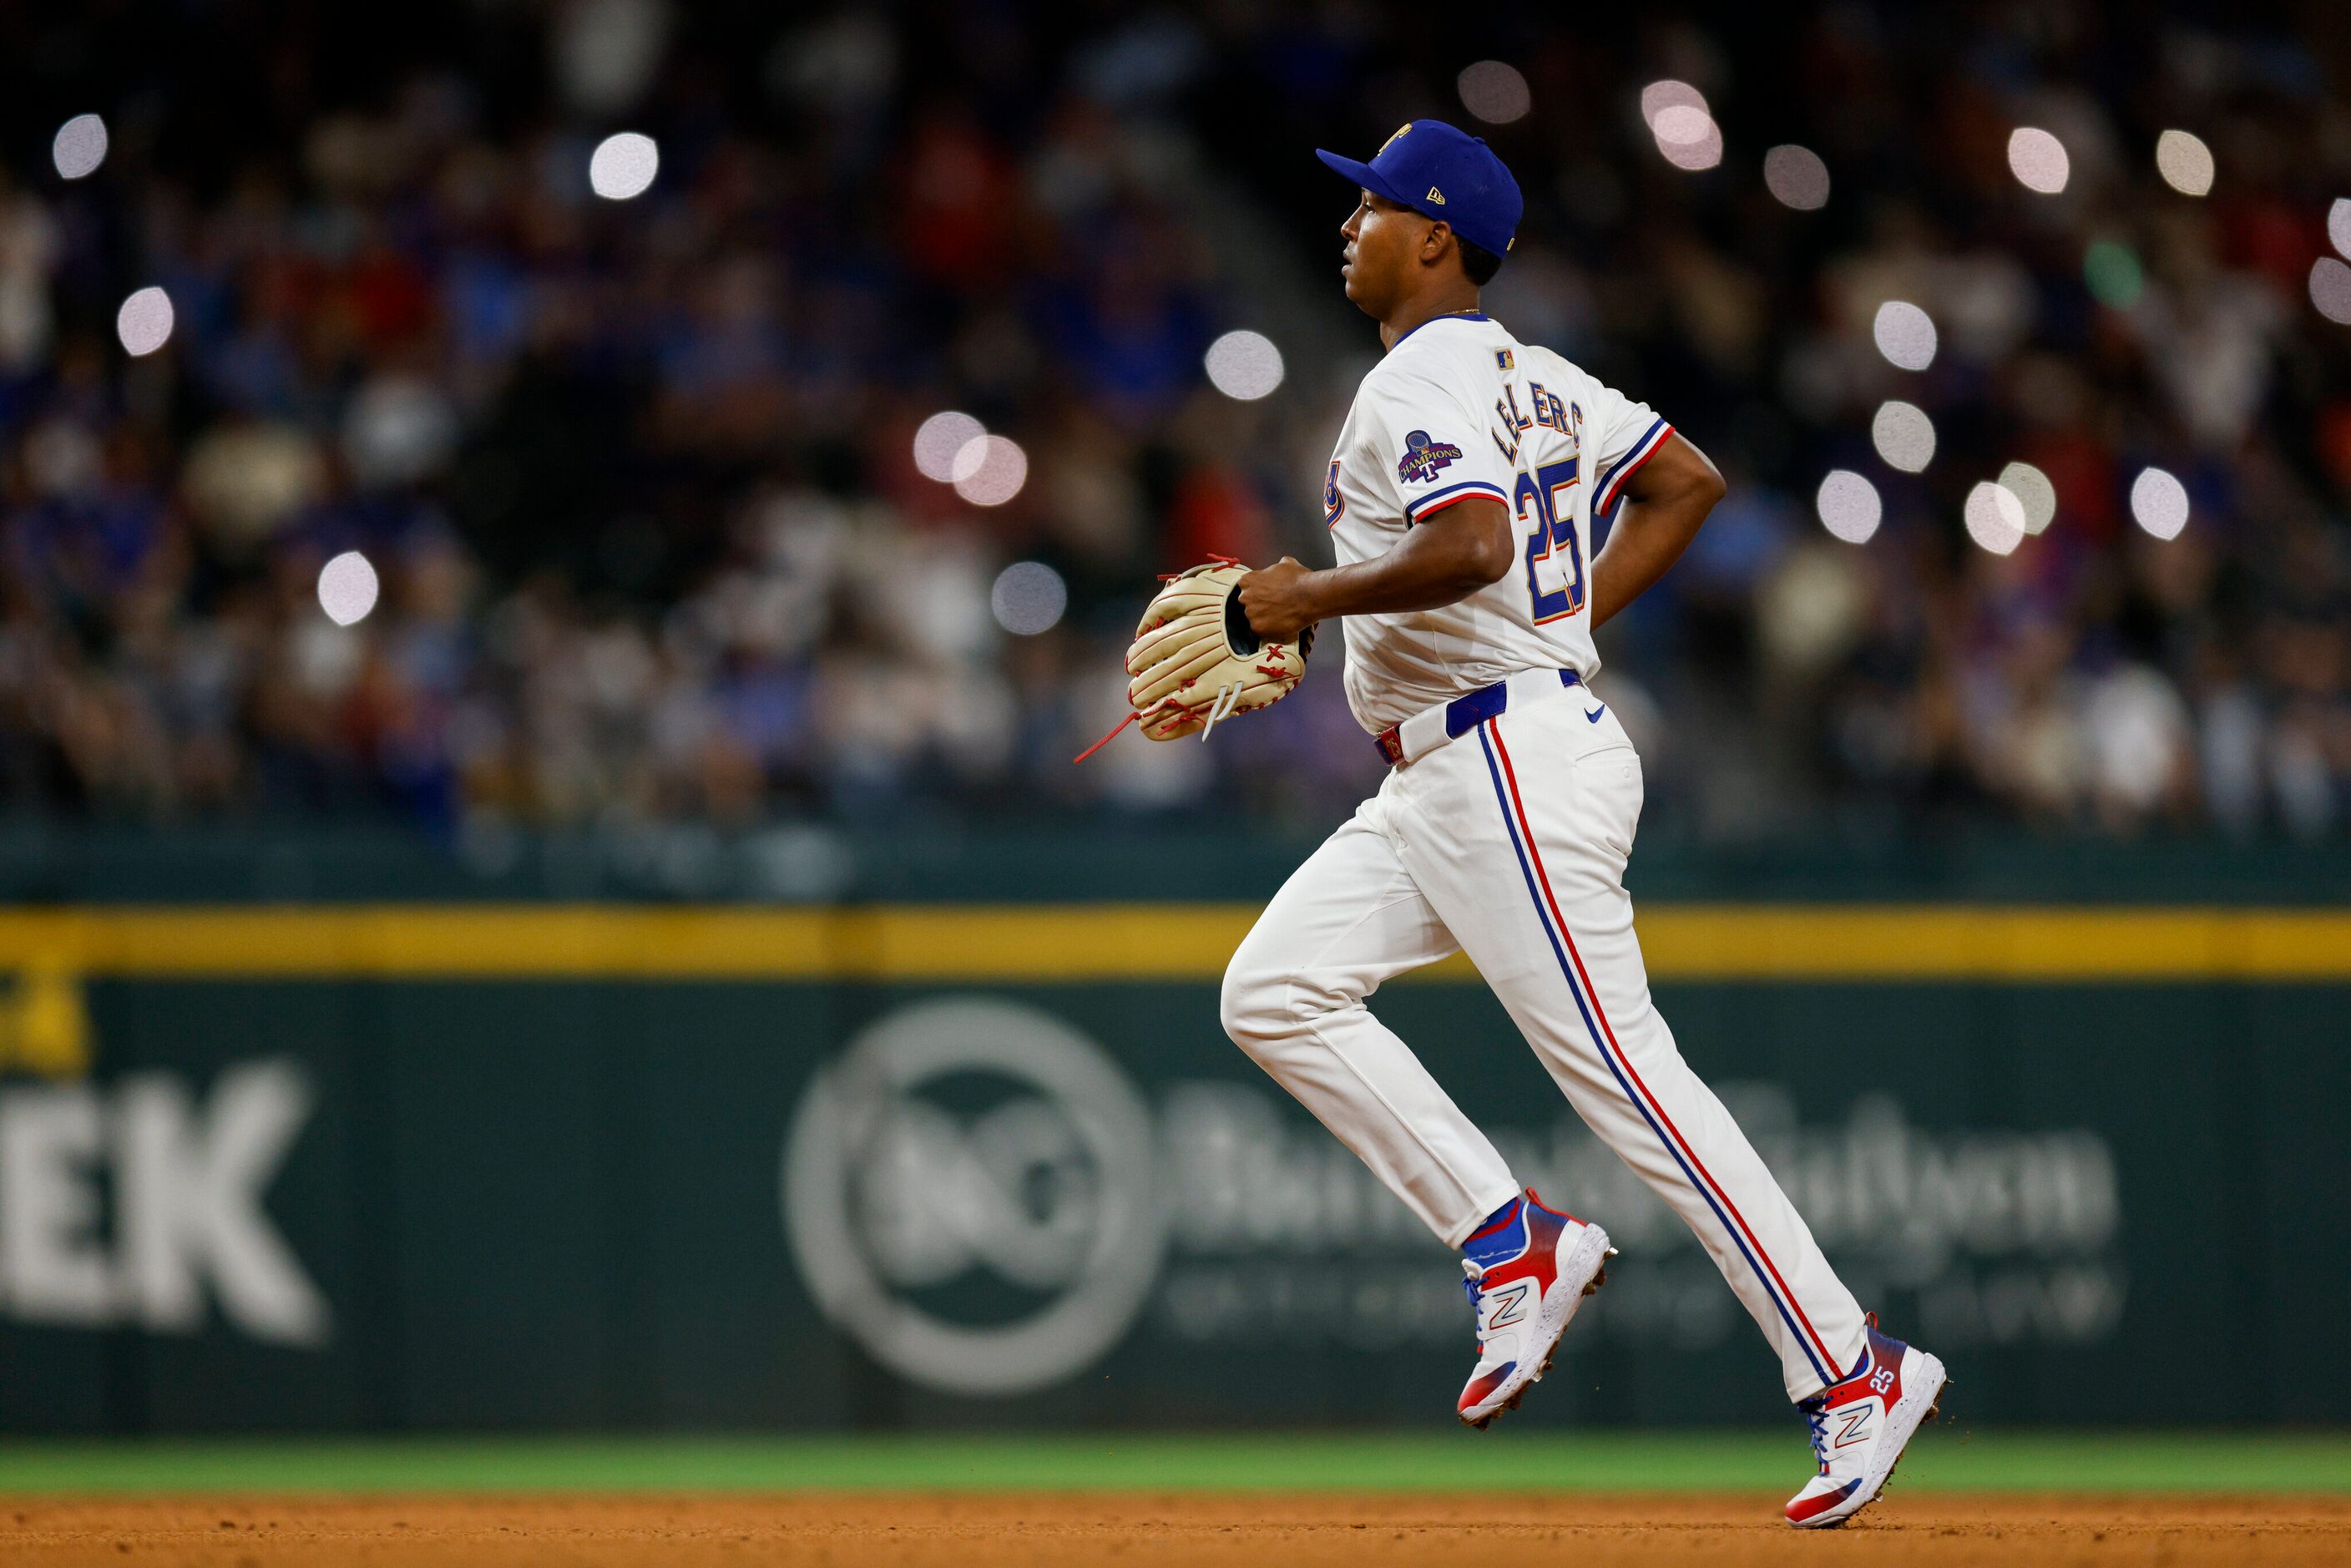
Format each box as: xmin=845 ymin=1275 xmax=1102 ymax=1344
xmin=0 ymin=904 xmax=2343 ymax=982
xmin=1636 ymin=906 xmax=2351 ymax=979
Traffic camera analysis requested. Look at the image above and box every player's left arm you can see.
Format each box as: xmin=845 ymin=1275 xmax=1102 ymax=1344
xmin=1237 ymin=497 xmax=1513 ymax=645
xmin=1586 ymin=431 xmax=1726 ymax=629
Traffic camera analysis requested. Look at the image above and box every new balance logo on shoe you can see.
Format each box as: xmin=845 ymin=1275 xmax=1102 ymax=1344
xmin=1484 ymin=1281 xmax=1531 ymax=1329
xmin=1833 ymin=1406 xmax=1874 ymax=1449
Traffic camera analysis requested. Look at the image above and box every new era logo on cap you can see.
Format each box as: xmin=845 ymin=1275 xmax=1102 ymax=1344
xmin=1317 ymin=119 xmax=1523 ymax=259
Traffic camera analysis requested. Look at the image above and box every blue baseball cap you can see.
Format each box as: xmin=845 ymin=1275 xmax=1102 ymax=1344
xmin=1317 ymin=119 xmax=1522 ymax=260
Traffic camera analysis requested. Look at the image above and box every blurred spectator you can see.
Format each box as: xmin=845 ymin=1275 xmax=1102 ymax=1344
xmin=0 ymin=4 xmax=2344 ymax=843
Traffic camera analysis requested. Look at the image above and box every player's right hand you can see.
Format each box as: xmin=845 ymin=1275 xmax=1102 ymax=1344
xmin=1238 ymin=557 xmax=1320 ymax=645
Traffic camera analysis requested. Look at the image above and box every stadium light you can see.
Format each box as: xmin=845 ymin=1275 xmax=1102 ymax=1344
xmin=1641 ymin=81 xmax=1722 ymax=171
xmin=589 ymin=132 xmax=660 ymax=200
xmin=1964 ymin=483 xmax=2026 ymax=555
xmin=1872 ymin=301 xmax=1936 ymax=371
xmin=2312 ymin=258 xmax=2351 ymax=325
xmin=51 ymin=114 xmax=107 ymax=180
xmin=2155 ymin=130 xmax=2212 ymax=196
xmin=1458 ymin=61 xmax=1531 ymax=125
xmin=1640 ymin=80 xmax=1706 ymax=126
xmin=914 ymin=412 xmax=985 ymax=481
xmin=1764 ymin=145 xmax=1830 ymax=210
xmin=1871 ymin=401 xmax=1935 ymax=473
xmin=318 ymin=551 xmax=381 ymax=626
xmin=992 ymin=562 xmax=1068 ymax=635
xmin=115 ymin=287 xmax=174 ymax=357
xmin=2130 ymin=468 xmax=2188 ymax=539
xmin=1204 ymin=331 xmax=1284 ymax=400
xmin=1815 ymin=470 xmax=1881 ymax=544
xmin=2007 ymin=128 xmax=2069 ymax=194
xmin=953 ymin=436 xmax=1028 ymax=507
xmin=1998 ymin=462 xmax=2057 ymax=534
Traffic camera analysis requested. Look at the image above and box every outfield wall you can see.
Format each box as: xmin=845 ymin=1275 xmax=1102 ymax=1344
xmin=1 ymin=901 xmax=2345 ymax=1433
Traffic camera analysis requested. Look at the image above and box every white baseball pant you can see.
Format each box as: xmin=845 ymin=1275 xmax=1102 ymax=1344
xmin=1221 ymin=674 xmax=1867 ymax=1400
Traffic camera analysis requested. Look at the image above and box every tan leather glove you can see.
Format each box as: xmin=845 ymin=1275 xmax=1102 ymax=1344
xmin=1074 ymin=561 xmax=1313 ymax=761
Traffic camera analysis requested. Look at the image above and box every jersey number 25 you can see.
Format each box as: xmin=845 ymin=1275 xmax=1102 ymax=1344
xmin=1516 ymin=458 xmax=1584 ymax=623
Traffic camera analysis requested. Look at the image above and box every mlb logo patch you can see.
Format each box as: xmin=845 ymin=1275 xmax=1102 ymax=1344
xmin=1396 ymin=429 xmax=1464 ymax=484
xmin=1495 ymin=349 xmax=1514 ymax=371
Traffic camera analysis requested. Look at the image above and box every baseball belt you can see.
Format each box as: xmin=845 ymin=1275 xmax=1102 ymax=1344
xmin=1373 ymin=667 xmax=1584 ymax=768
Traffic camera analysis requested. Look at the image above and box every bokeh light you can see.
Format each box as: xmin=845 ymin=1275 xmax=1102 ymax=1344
xmin=1457 ymin=61 xmax=1531 ymax=125
xmin=1652 ymin=105 xmax=1711 ymax=144
xmin=2085 ymin=240 xmax=2144 ymax=309
xmin=1641 ymin=81 xmax=1722 ymax=171
xmin=1872 ymin=301 xmax=1937 ymax=371
xmin=1815 ymin=470 xmax=1882 ymax=544
xmin=1871 ymin=401 xmax=1936 ymax=473
xmin=2331 ymin=200 xmax=2351 ymax=261
xmin=1763 ymin=145 xmax=1830 ymax=210
xmin=913 ymin=412 xmax=984 ymax=481
xmin=953 ymin=435 xmax=1029 ymax=506
xmin=51 ymin=114 xmax=107 ymax=180
xmin=2155 ymin=129 xmax=2212 ymax=196
xmin=589 ymin=131 xmax=660 ymax=200
xmin=1998 ymin=461 xmax=2058 ymax=534
xmin=1964 ymin=482 xmax=2027 ymax=555
xmin=317 ymin=551 xmax=381 ymax=626
xmin=115 ymin=287 xmax=174 ymax=357
xmin=2007 ymin=127 xmax=2070 ymax=195
xmin=1203 ymin=330 xmax=1285 ymax=400
xmin=991 ymin=561 xmax=1068 ymax=635
xmin=1639 ymin=80 xmax=1707 ymax=125
xmin=2313 ymin=258 xmax=2351 ymax=325
xmin=2131 ymin=467 xmax=2189 ymax=539
xmin=949 ymin=433 xmax=991 ymax=483
xmin=1652 ymin=111 xmax=1722 ymax=171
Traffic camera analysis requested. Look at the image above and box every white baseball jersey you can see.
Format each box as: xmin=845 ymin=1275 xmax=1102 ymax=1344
xmin=1223 ymin=306 xmax=1872 ymax=1409
xmin=1322 ymin=311 xmax=1674 ymax=732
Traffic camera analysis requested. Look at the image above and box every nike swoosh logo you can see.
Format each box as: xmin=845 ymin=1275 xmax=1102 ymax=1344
xmin=1585 ymin=705 xmax=1607 ymax=723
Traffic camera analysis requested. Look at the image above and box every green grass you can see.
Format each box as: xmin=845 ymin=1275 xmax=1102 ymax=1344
xmin=1 ymin=1433 xmax=2348 ymax=1495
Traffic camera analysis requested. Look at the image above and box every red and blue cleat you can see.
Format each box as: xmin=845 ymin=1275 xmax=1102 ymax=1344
xmin=1456 ymin=1189 xmax=1614 ymax=1429
xmin=1784 ymin=1314 xmax=1949 ymax=1528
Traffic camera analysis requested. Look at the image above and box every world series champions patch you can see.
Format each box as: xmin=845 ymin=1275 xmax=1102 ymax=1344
xmin=1397 ymin=429 xmax=1464 ymax=484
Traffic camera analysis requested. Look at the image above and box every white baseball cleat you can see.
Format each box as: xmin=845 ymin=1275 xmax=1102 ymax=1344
xmin=1455 ymin=1189 xmax=1614 ymax=1429
xmin=1784 ymin=1314 xmax=1948 ymax=1528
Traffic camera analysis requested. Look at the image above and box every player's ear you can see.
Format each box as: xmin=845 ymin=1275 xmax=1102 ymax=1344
xmin=1423 ymin=220 xmax=1452 ymax=269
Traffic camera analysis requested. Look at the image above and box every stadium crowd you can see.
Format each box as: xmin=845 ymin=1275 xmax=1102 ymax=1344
xmin=0 ymin=3 xmax=2347 ymax=841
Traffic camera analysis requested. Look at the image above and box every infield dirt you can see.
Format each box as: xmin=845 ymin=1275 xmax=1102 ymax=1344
xmin=5 ymin=1493 xmax=2348 ymax=1565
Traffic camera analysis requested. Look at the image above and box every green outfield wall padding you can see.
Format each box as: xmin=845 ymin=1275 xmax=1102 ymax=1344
xmin=1 ymin=944 xmax=2343 ymax=1432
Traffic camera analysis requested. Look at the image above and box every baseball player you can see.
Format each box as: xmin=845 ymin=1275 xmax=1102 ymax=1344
xmin=1220 ymin=121 xmax=1945 ymax=1528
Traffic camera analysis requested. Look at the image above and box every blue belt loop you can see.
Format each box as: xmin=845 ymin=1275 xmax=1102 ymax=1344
xmin=1380 ymin=670 xmax=1582 ymax=766
xmin=1443 ymin=683 xmax=1509 ymax=738
xmin=1440 ymin=669 xmax=1580 ymax=739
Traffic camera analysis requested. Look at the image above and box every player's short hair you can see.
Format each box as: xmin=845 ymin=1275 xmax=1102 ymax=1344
xmin=1458 ymin=237 xmax=1504 ymax=286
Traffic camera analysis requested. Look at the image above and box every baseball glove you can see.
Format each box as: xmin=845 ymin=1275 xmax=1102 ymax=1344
xmin=1074 ymin=559 xmax=1312 ymax=761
